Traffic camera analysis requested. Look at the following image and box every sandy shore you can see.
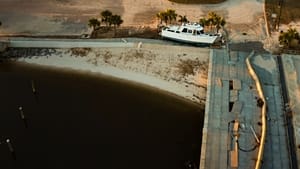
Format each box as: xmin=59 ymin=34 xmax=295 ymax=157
xmin=15 ymin=43 xmax=210 ymax=104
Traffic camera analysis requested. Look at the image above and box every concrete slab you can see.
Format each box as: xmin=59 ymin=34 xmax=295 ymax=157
xmin=200 ymin=50 xmax=290 ymax=169
xmin=200 ymin=49 xmax=260 ymax=169
xmin=231 ymin=101 xmax=243 ymax=114
xmin=233 ymin=79 xmax=242 ymax=90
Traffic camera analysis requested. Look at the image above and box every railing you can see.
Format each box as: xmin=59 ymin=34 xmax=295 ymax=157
xmin=245 ymin=51 xmax=267 ymax=169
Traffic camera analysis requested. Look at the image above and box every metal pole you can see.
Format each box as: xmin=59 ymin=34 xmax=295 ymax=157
xmin=250 ymin=125 xmax=260 ymax=144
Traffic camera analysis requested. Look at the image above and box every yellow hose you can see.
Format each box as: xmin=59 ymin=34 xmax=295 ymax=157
xmin=245 ymin=51 xmax=267 ymax=169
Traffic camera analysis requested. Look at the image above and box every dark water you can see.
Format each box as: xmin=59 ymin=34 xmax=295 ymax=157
xmin=0 ymin=62 xmax=204 ymax=169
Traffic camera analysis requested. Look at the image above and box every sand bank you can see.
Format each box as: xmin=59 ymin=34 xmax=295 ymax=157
xmin=15 ymin=43 xmax=210 ymax=104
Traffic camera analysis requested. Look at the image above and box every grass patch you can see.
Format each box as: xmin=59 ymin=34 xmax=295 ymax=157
xmin=168 ymin=0 xmax=226 ymax=4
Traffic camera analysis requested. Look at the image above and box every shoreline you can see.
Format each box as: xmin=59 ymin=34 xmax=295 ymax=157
xmin=0 ymin=59 xmax=204 ymax=169
xmin=8 ymin=44 xmax=210 ymax=105
xmin=11 ymin=60 xmax=205 ymax=108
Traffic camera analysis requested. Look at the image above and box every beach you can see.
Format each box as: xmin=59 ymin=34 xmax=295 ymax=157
xmin=10 ymin=42 xmax=210 ymax=104
xmin=0 ymin=35 xmax=209 ymax=169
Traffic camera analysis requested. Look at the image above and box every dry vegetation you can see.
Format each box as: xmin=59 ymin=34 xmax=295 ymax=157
xmin=74 ymin=48 xmax=209 ymax=88
xmin=176 ymin=59 xmax=208 ymax=76
xmin=103 ymin=50 xmax=113 ymax=63
xmin=266 ymin=0 xmax=300 ymax=29
xmin=69 ymin=48 xmax=91 ymax=57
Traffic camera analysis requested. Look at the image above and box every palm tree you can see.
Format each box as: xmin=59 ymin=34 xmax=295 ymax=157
xmin=101 ymin=10 xmax=112 ymax=27
xmin=205 ymin=11 xmax=226 ymax=33
xmin=279 ymin=28 xmax=300 ymax=48
xmin=110 ymin=15 xmax=123 ymax=36
xmin=157 ymin=9 xmax=178 ymax=25
xmin=156 ymin=11 xmax=169 ymax=25
xmin=88 ymin=18 xmax=100 ymax=30
xmin=214 ymin=15 xmax=226 ymax=33
xmin=162 ymin=12 xmax=169 ymax=25
xmin=199 ymin=18 xmax=207 ymax=27
xmin=156 ymin=12 xmax=164 ymax=24
xmin=207 ymin=11 xmax=217 ymax=31
xmin=178 ymin=15 xmax=188 ymax=24
xmin=166 ymin=9 xmax=177 ymax=24
xmin=288 ymin=28 xmax=299 ymax=39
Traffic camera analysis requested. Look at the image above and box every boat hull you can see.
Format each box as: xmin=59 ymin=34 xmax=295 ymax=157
xmin=161 ymin=30 xmax=219 ymax=44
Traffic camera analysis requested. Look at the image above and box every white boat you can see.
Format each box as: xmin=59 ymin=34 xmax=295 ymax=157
xmin=160 ymin=23 xmax=221 ymax=44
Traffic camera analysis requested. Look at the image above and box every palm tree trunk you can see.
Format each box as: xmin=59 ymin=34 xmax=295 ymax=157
xmin=114 ymin=25 xmax=117 ymax=37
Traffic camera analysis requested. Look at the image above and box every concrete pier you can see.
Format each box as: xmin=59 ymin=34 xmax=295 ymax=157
xmin=200 ymin=49 xmax=290 ymax=169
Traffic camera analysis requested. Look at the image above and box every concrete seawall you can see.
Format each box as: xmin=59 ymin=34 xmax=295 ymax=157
xmin=7 ymin=38 xmax=135 ymax=48
xmin=199 ymin=49 xmax=214 ymax=169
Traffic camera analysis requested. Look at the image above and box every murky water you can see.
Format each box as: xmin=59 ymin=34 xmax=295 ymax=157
xmin=0 ymin=62 xmax=204 ymax=169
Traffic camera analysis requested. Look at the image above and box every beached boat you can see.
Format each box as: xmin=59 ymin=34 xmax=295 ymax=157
xmin=160 ymin=23 xmax=221 ymax=44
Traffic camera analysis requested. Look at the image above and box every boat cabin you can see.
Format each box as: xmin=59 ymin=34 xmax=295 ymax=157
xmin=160 ymin=22 xmax=220 ymax=44
xmin=164 ymin=23 xmax=205 ymax=35
xmin=181 ymin=28 xmax=204 ymax=35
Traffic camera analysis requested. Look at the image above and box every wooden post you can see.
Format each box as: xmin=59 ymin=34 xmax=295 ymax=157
xmin=6 ymin=139 xmax=16 ymax=160
xmin=19 ymin=106 xmax=28 ymax=128
xmin=31 ymin=80 xmax=36 ymax=94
